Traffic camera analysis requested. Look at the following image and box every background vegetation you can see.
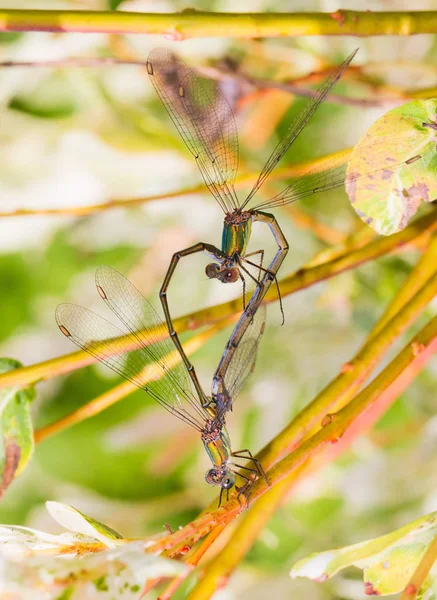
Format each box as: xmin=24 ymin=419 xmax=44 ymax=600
xmin=1 ymin=0 xmax=437 ymax=598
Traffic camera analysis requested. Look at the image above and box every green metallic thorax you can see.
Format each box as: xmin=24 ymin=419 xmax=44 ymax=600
xmin=221 ymin=218 xmax=252 ymax=258
xmin=203 ymin=425 xmax=232 ymax=467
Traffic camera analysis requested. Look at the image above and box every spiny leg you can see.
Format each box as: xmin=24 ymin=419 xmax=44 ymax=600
xmin=244 ymin=249 xmax=264 ymax=283
xmin=231 ymin=470 xmax=254 ymax=502
xmin=239 ymin=271 xmax=247 ymax=312
xmin=238 ymin=262 xmax=263 ymax=325
xmin=233 ymin=463 xmax=259 ymax=478
xmin=233 ymin=449 xmax=269 ymax=486
xmin=244 ymin=257 xmax=285 ymax=325
xmin=160 ymin=242 xmax=225 ymax=408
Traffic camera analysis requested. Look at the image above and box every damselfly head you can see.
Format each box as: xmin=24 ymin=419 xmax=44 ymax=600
xmin=205 ymin=263 xmax=220 ymax=279
xmin=220 ymin=267 xmax=239 ymax=284
xmin=205 ymin=468 xmax=236 ymax=490
xmin=206 ymin=263 xmax=239 ymax=284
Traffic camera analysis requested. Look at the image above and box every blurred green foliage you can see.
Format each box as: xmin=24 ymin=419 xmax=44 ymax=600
xmin=0 ymin=5 xmax=436 ymax=598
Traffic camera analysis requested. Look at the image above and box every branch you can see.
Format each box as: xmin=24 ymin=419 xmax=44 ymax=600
xmin=199 ymin=64 xmax=404 ymax=108
xmin=0 ymin=150 xmax=351 ymax=218
xmin=186 ymin=315 xmax=437 ymax=599
xmin=175 ymin=239 xmax=437 ymax=597
xmin=34 ymin=315 xmax=238 ymax=443
xmin=400 ymin=533 xmax=437 ymax=599
xmin=258 ymin=235 xmax=437 ymax=468
xmin=0 ymin=209 xmax=435 ymax=390
xmin=370 ymin=234 xmax=437 ymax=338
xmin=0 ymin=57 xmax=402 ymax=108
xmin=0 ymin=10 xmax=437 ymax=37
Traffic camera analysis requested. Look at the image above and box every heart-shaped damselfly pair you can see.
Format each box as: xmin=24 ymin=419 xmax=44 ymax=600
xmin=146 ymin=47 xmax=359 ymax=412
xmin=146 ymin=49 xmax=437 ymax=415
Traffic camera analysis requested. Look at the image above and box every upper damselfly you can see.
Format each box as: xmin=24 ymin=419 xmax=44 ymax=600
xmin=146 ymin=47 xmax=357 ymax=409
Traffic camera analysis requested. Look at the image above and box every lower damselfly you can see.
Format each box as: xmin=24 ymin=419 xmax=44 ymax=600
xmin=56 ymin=266 xmax=267 ymax=505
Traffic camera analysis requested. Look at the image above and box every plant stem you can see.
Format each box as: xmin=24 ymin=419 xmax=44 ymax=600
xmin=258 ymin=246 xmax=437 ymax=468
xmin=0 ymin=10 xmax=437 ymax=37
xmin=158 ymin=525 xmax=227 ymax=600
xmin=0 ymin=209 xmax=435 ymax=391
xmin=186 ymin=314 xmax=437 ymax=599
xmin=0 ymin=150 xmax=351 ymax=218
xmin=0 ymin=56 xmax=398 ymax=108
xmin=369 ymin=233 xmax=437 ymax=338
xmin=34 ymin=316 xmax=237 ymax=443
xmin=400 ymin=533 xmax=437 ymax=599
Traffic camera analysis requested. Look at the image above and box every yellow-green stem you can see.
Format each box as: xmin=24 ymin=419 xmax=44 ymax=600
xmin=258 ymin=255 xmax=437 ymax=468
xmin=0 ymin=10 xmax=437 ymax=37
xmin=0 ymin=150 xmax=351 ymax=219
xmin=187 ymin=315 xmax=437 ymax=599
xmin=0 ymin=209 xmax=435 ymax=391
xmin=34 ymin=316 xmax=237 ymax=443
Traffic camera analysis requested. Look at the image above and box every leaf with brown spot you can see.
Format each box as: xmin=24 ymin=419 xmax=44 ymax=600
xmin=0 ymin=358 xmax=36 ymax=499
xmin=291 ymin=511 xmax=437 ymax=595
xmin=346 ymin=99 xmax=437 ymax=235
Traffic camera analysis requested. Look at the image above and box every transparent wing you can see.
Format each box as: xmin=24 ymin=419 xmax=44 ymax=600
xmin=241 ymin=49 xmax=358 ymax=210
xmin=250 ymin=151 xmax=349 ymax=210
xmin=95 ymin=265 xmax=192 ymax=394
xmin=147 ymin=47 xmax=239 ymax=214
xmin=56 ymin=268 xmax=208 ymax=432
xmin=248 ymin=132 xmax=437 ymax=211
xmin=218 ymin=304 xmax=266 ymax=418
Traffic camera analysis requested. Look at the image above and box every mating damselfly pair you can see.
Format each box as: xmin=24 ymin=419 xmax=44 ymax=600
xmin=57 ymin=48 xmax=437 ymax=503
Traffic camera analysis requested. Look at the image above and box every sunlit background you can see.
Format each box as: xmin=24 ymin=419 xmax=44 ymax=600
xmin=1 ymin=0 xmax=437 ymax=598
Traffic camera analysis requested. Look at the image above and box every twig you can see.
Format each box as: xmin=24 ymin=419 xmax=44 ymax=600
xmin=186 ymin=315 xmax=437 ymax=599
xmin=157 ymin=525 xmax=227 ymax=600
xmin=1 ymin=10 xmax=437 ymax=37
xmin=400 ymin=533 xmax=437 ymax=599
xmin=258 ymin=238 xmax=437 ymax=468
xmin=0 ymin=56 xmax=401 ymax=108
xmin=0 ymin=208 xmax=435 ymax=391
xmin=0 ymin=150 xmax=352 ymax=219
xmin=34 ymin=315 xmax=238 ymax=443
xmin=199 ymin=64 xmax=404 ymax=108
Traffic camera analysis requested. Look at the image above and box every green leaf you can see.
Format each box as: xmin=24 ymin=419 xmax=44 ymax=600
xmin=8 ymin=72 xmax=78 ymax=120
xmin=46 ymin=501 xmax=124 ymax=547
xmin=0 ymin=502 xmax=187 ymax=599
xmin=0 ymin=358 xmax=35 ymax=499
xmin=291 ymin=510 xmax=437 ymax=595
xmin=346 ymin=99 xmax=437 ymax=235
xmin=108 ymin=0 xmax=124 ymax=8
xmin=0 ymin=32 xmax=22 ymax=44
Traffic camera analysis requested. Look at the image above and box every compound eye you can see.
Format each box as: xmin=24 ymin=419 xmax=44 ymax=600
xmin=205 ymin=468 xmax=219 ymax=486
xmin=205 ymin=263 xmax=220 ymax=279
xmin=223 ymin=268 xmax=239 ymax=283
xmin=222 ymin=473 xmax=236 ymax=489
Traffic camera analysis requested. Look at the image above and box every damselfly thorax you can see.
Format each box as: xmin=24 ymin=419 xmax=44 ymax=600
xmin=205 ymin=210 xmax=253 ymax=284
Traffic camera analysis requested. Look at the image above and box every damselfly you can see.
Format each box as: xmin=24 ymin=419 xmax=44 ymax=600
xmin=146 ymin=48 xmax=357 ymax=408
xmin=56 ymin=266 xmax=267 ymax=504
